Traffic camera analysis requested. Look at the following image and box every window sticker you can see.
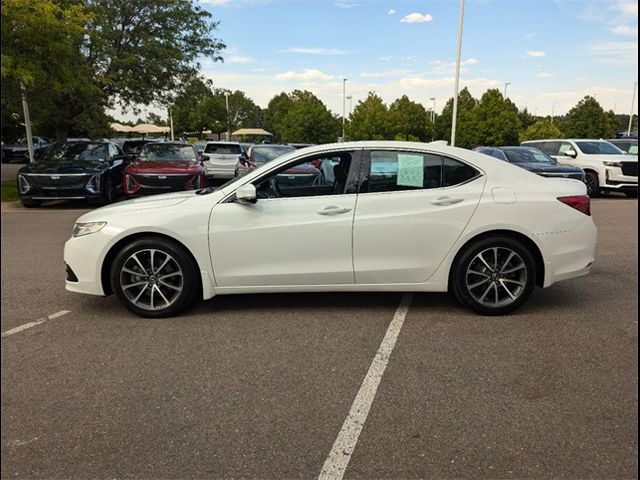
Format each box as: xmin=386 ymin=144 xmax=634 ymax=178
xmin=397 ymin=153 xmax=424 ymax=187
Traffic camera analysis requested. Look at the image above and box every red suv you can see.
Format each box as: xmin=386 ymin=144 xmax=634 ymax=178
xmin=123 ymin=142 xmax=206 ymax=197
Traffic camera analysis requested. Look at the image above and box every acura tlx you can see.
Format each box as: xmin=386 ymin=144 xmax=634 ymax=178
xmin=64 ymin=141 xmax=597 ymax=318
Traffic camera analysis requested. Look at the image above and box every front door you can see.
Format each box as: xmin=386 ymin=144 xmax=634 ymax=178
xmin=209 ymin=150 xmax=361 ymax=287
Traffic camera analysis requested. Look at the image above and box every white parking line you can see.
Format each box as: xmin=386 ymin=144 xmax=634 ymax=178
xmin=1 ymin=310 xmax=71 ymax=338
xmin=318 ymin=293 xmax=413 ymax=480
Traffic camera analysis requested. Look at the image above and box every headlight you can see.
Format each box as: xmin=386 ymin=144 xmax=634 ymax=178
xmin=72 ymin=222 xmax=107 ymax=237
xmin=603 ymin=161 xmax=622 ymax=167
xmin=85 ymin=174 xmax=101 ymax=192
xmin=17 ymin=175 xmax=31 ymax=194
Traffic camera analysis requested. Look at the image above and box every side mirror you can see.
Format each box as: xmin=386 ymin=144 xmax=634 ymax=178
xmin=235 ymin=184 xmax=257 ymax=204
xmin=564 ymin=149 xmax=577 ymax=158
xmin=201 ymin=154 xmax=210 ymax=161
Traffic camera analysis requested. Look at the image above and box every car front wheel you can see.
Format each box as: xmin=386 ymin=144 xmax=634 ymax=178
xmin=452 ymin=236 xmax=536 ymax=316
xmin=584 ymin=172 xmax=600 ymax=197
xmin=110 ymin=237 xmax=200 ymax=318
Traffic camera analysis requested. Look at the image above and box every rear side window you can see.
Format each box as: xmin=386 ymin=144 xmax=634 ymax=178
xmin=365 ymin=151 xmax=479 ymax=193
xmin=537 ymin=142 xmax=561 ymax=155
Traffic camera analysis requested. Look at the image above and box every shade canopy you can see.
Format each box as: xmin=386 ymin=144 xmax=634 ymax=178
xmin=110 ymin=122 xmax=136 ymax=133
xmin=131 ymin=123 xmax=170 ymax=134
xmin=231 ymin=128 xmax=272 ymax=137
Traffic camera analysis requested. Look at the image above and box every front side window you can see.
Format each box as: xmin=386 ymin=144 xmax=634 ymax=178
xmin=364 ymin=151 xmax=479 ymax=193
xmin=253 ymin=151 xmax=355 ymax=199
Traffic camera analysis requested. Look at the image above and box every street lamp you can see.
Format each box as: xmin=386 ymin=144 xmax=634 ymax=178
xmin=342 ymin=78 xmax=347 ymax=141
xmin=450 ymin=0 xmax=465 ymax=147
xmin=429 ymin=97 xmax=436 ymax=123
xmin=628 ymin=81 xmax=637 ymax=136
xmin=504 ymin=82 xmax=511 ymax=98
xmin=346 ymin=95 xmax=353 ymax=117
xmin=224 ymin=92 xmax=231 ymax=141
xmin=551 ymin=101 xmax=556 ymax=123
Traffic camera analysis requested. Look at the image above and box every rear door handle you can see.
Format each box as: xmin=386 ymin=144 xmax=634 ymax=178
xmin=430 ymin=196 xmax=464 ymax=206
xmin=317 ymin=206 xmax=352 ymax=215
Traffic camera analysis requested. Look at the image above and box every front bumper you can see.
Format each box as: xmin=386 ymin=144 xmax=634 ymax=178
xmin=64 ymin=232 xmax=111 ymax=296
xmin=602 ymin=166 xmax=637 ymax=190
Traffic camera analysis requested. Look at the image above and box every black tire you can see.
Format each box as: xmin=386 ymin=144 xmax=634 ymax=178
xmin=89 ymin=177 xmax=114 ymax=206
xmin=584 ymin=172 xmax=600 ymax=197
xmin=624 ymin=190 xmax=638 ymax=198
xmin=451 ymin=236 xmax=537 ymax=316
xmin=20 ymin=198 xmax=41 ymax=208
xmin=110 ymin=237 xmax=200 ymax=318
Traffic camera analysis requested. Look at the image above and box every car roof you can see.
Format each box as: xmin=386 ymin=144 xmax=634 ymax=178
xmin=205 ymin=141 xmax=241 ymax=145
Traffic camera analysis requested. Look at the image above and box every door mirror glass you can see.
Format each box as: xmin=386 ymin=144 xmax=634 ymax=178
xmin=235 ymin=184 xmax=257 ymax=204
xmin=565 ymin=149 xmax=577 ymax=158
xmin=201 ymin=154 xmax=210 ymax=162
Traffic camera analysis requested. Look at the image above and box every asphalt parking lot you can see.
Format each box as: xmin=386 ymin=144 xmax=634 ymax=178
xmin=1 ymin=197 xmax=638 ymax=479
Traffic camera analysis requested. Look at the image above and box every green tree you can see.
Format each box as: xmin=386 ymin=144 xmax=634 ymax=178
xmin=466 ymin=89 xmax=521 ymax=147
xmin=434 ymin=87 xmax=477 ymax=143
xmin=388 ymin=95 xmax=431 ymax=141
xmin=146 ymin=112 xmax=168 ymax=126
xmin=1 ymin=0 xmax=225 ymax=141
xmin=519 ymin=120 xmax=564 ymax=142
xmin=171 ymin=77 xmax=220 ymax=136
xmin=563 ymin=96 xmax=616 ymax=138
xmin=279 ymin=90 xmax=339 ymax=143
xmin=347 ymin=92 xmax=390 ymax=140
xmin=220 ymin=90 xmax=263 ymax=131
xmin=264 ymin=92 xmax=294 ymax=142
xmin=518 ymin=108 xmax=537 ymax=131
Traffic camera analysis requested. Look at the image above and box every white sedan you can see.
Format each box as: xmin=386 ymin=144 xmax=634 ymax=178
xmin=64 ymin=141 xmax=597 ymax=317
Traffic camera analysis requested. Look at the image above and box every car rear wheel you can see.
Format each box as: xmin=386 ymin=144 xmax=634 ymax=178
xmin=584 ymin=172 xmax=600 ymax=197
xmin=452 ymin=236 xmax=536 ymax=316
xmin=110 ymin=237 xmax=200 ymax=318
xmin=623 ymin=189 xmax=638 ymax=198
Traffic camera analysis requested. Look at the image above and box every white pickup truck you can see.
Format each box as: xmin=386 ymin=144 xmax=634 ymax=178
xmin=202 ymin=141 xmax=244 ymax=180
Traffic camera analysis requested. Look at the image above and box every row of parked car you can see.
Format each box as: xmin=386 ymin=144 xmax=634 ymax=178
xmin=10 ymin=135 xmax=638 ymax=207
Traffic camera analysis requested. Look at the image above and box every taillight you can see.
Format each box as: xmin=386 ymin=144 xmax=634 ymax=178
xmin=124 ymin=174 xmax=141 ymax=195
xmin=557 ymin=195 xmax=591 ymax=216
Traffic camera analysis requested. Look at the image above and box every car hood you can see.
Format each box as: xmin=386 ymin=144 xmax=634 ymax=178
xmin=20 ymin=160 xmax=107 ymax=174
xmin=126 ymin=161 xmax=204 ymax=174
xmin=516 ymin=162 xmax=583 ymax=173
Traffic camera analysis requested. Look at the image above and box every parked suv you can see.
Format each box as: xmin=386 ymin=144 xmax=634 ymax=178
xmin=607 ymin=138 xmax=638 ymax=156
xmin=521 ymin=139 xmax=638 ymax=197
xmin=202 ymin=141 xmax=243 ymax=180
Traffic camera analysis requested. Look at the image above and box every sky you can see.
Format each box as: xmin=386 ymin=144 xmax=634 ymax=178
xmin=114 ymin=0 xmax=638 ymax=122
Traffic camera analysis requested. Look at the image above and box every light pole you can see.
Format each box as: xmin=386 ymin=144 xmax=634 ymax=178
xmin=628 ymin=80 xmax=637 ymax=136
xmin=169 ymin=108 xmax=174 ymax=141
xmin=551 ymin=102 xmax=556 ymax=123
xmin=429 ymin=97 xmax=436 ymax=123
xmin=342 ymin=78 xmax=347 ymax=141
xmin=224 ymin=92 xmax=231 ymax=141
xmin=450 ymin=0 xmax=465 ymax=147
xmin=19 ymin=83 xmax=35 ymax=163
xmin=504 ymin=82 xmax=511 ymax=98
xmin=346 ymin=95 xmax=353 ymax=117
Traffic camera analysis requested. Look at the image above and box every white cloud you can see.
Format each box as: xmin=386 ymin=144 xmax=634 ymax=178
xmin=275 ymin=69 xmax=334 ymax=81
xmin=282 ymin=47 xmax=347 ymax=55
xmin=612 ymin=1 xmax=638 ymax=15
xmin=610 ymin=25 xmax=638 ymax=37
xmin=251 ymin=67 xmax=268 ymax=72
xmin=400 ymin=13 xmax=433 ymax=23
xmin=334 ymin=2 xmax=361 ymax=8
xmin=589 ymin=41 xmax=638 ymax=65
xmin=536 ymin=72 xmax=554 ymax=79
xmin=359 ymin=69 xmax=412 ymax=78
xmin=525 ymin=32 xmax=536 ymax=39
xmin=380 ymin=55 xmax=392 ymax=61
xmin=387 ymin=8 xmax=396 ymax=15
xmin=526 ymin=51 xmax=546 ymax=58
xmin=228 ymin=56 xmax=252 ymax=64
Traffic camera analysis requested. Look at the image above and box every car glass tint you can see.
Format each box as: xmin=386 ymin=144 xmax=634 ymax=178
xmin=538 ymin=142 xmax=561 ymax=156
xmin=368 ymin=151 xmax=442 ymax=193
xmin=204 ymin=143 xmax=242 ymax=154
xmin=139 ymin=145 xmax=197 ymax=161
xmin=575 ymin=141 xmax=623 ymax=155
xmin=442 ymin=157 xmax=479 ymax=187
xmin=504 ymin=148 xmax=554 ymax=163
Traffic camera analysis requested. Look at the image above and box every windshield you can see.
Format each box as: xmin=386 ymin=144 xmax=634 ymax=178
xmin=204 ymin=143 xmax=242 ymax=155
xmin=139 ymin=144 xmax=197 ymax=162
xmin=122 ymin=141 xmax=150 ymax=154
xmin=253 ymin=145 xmax=295 ymax=163
xmin=576 ymin=141 xmax=623 ymax=155
xmin=503 ymin=148 xmax=556 ymax=164
xmin=44 ymin=143 xmax=107 ymax=162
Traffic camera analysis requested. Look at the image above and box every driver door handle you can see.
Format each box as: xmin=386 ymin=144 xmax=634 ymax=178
xmin=317 ymin=206 xmax=352 ymax=215
xmin=430 ymin=196 xmax=464 ymax=206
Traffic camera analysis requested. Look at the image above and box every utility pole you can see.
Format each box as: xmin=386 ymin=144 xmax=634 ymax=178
xmin=346 ymin=95 xmax=353 ymax=117
xmin=20 ymin=83 xmax=35 ymax=163
xmin=628 ymin=81 xmax=637 ymax=136
xmin=429 ymin=97 xmax=436 ymax=123
xmin=450 ymin=0 xmax=465 ymax=147
xmin=224 ymin=92 xmax=231 ymax=141
xmin=551 ymin=102 xmax=556 ymax=124
xmin=342 ymin=78 xmax=347 ymax=141
xmin=169 ymin=108 xmax=174 ymax=141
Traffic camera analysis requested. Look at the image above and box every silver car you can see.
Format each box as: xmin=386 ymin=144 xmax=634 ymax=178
xmin=202 ymin=141 xmax=243 ymax=179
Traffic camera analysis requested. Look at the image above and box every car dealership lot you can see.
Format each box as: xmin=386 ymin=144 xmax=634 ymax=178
xmin=1 ymin=199 xmax=637 ymax=478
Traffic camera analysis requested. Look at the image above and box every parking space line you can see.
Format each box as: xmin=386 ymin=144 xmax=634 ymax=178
xmin=1 ymin=310 xmax=71 ymax=338
xmin=318 ymin=293 xmax=413 ymax=480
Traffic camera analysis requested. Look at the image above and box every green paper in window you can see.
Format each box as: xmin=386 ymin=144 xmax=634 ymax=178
xmin=397 ymin=154 xmax=424 ymax=187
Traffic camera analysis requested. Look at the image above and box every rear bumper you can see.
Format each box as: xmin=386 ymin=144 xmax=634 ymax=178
xmin=205 ymin=163 xmax=236 ymax=179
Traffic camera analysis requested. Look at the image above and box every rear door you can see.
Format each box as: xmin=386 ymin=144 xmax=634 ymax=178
xmin=353 ymin=149 xmax=486 ymax=284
